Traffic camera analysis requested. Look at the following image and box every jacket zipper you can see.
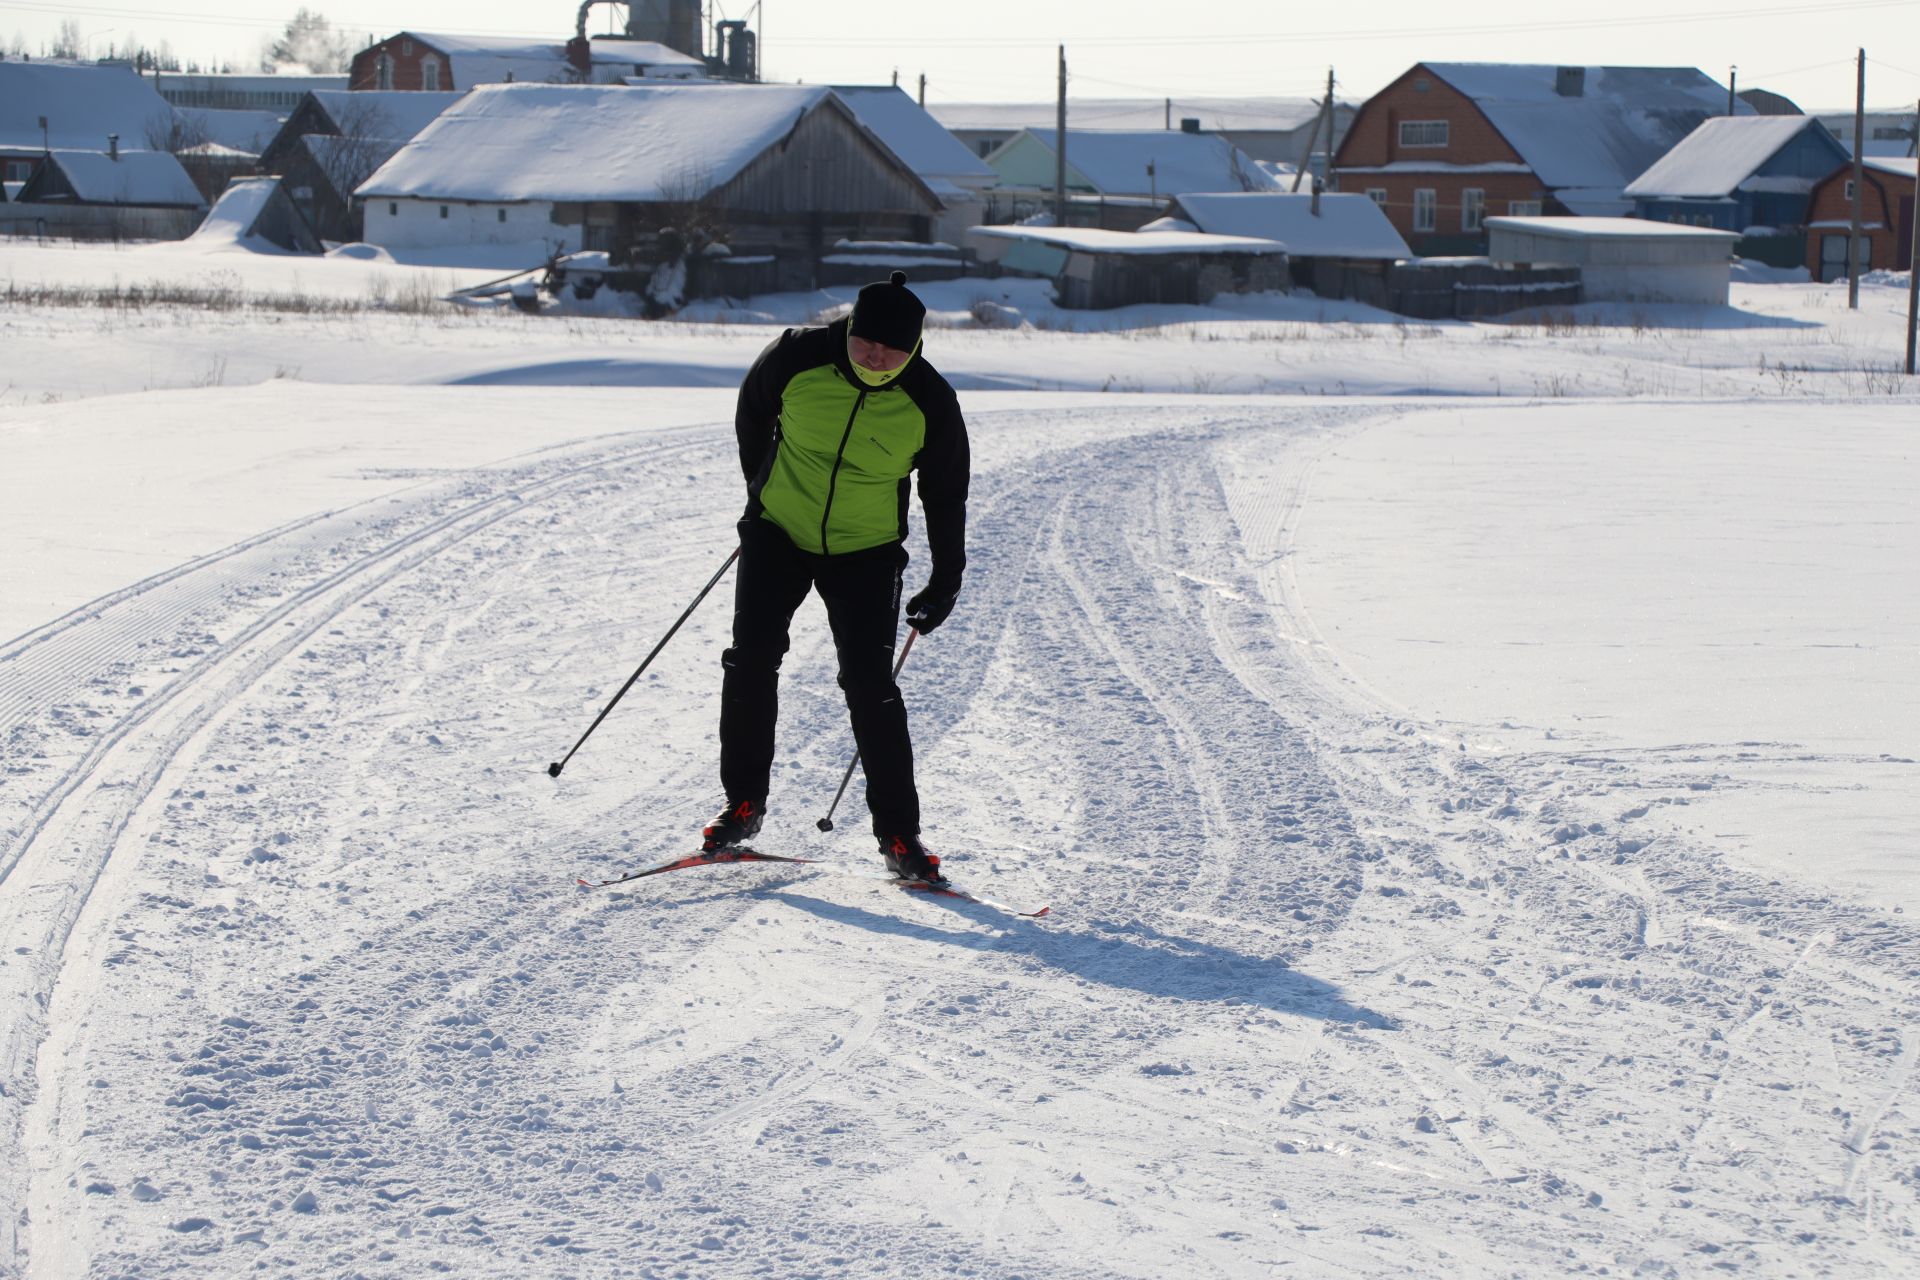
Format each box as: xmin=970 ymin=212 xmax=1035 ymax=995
xmin=818 ymin=387 xmax=867 ymax=555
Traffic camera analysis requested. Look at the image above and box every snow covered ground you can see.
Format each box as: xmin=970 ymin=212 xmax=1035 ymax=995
xmin=2 ymin=239 xmax=1918 ymax=1277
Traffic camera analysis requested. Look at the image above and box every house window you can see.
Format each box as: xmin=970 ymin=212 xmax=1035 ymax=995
xmin=5 ymin=160 xmax=31 ymax=182
xmin=376 ymin=55 xmax=394 ymax=91
xmin=1399 ymin=120 xmax=1449 ymax=148
xmin=402 ymin=38 xmax=413 ymax=55
xmin=1508 ymin=199 xmax=1542 ymax=216
xmin=1413 ymin=188 xmax=1437 ymax=232
xmin=1365 ymin=188 xmax=1387 ymax=206
xmin=1462 ymin=188 xmax=1485 ymax=232
xmin=388 ymin=202 xmax=397 ymax=216
xmin=497 ymin=208 xmax=507 ymax=223
xmin=423 ymin=59 xmax=441 ymax=91
xmin=1413 ymin=78 xmax=1430 ymax=93
xmin=439 ymin=205 xmax=449 ymax=219
xmin=977 ymin=139 xmax=997 ymax=158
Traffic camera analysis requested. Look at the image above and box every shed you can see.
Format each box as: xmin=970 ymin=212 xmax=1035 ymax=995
xmin=1625 ymin=116 xmax=1849 ymax=233
xmin=1486 ymin=215 xmax=1738 ymax=304
xmin=1170 ymin=191 xmax=1411 ymax=305
xmin=17 ymin=149 xmax=205 ymax=208
xmin=357 ymin=83 xmax=943 ymax=289
xmin=1802 ymin=156 xmax=1915 ymax=280
xmin=967 ymin=224 xmax=1288 ymax=309
xmin=186 ymin=177 xmax=322 ymax=253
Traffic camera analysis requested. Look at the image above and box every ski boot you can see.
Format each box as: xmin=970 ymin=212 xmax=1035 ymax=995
xmin=879 ymin=832 xmax=945 ymax=884
xmin=702 ymin=798 xmax=764 ymax=851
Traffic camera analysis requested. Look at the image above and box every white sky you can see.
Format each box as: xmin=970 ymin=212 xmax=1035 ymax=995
xmin=3 ymin=0 xmax=1919 ymax=111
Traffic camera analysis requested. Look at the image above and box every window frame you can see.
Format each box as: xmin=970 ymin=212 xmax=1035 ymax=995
xmin=1413 ymin=188 xmax=1437 ymax=232
xmin=1508 ymin=199 xmax=1542 ymax=217
xmin=1365 ymin=187 xmax=1388 ymax=207
xmin=1398 ymin=119 xmax=1449 ymax=149
xmin=423 ymin=59 xmax=441 ymax=91
xmin=1461 ymin=188 xmax=1485 ymax=232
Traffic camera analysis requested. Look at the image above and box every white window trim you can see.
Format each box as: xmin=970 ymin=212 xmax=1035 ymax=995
xmin=1462 ymin=188 xmax=1485 ymax=232
xmin=1413 ymin=188 xmax=1437 ymax=232
xmin=1508 ymin=199 xmax=1542 ymax=216
xmin=1365 ymin=187 xmax=1387 ymax=206
xmin=1398 ymin=119 xmax=1449 ymax=148
xmin=423 ymin=59 xmax=441 ymax=91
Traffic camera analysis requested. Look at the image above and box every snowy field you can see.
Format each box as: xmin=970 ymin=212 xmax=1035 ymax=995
xmin=2 ymin=238 xmax=1919 ymax=1277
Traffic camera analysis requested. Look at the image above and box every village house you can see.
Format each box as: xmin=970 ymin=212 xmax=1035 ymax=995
xmin=356 ymin=82 xmax=944 ymax=292
xmin=1334 ymin=63 xmax=1745 ymax=254
xmin=259 ymin=91 xmax=463 ymax=176
xmin=931 ymin=97 xmax=1350 ymax=170
xmin=1625 ymin=115 xmax=1850 ymax=268
xmin=1802 ymin=157 xmax=1916 ymax=280
xmin=984 ymin=127 xmax=1280 ymax=228
xmin=0 ymin=61 xmax=176 ymax=194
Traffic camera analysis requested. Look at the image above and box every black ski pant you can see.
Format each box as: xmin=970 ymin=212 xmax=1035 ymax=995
xmin=719 ymin=517 xmax=918 ymax=835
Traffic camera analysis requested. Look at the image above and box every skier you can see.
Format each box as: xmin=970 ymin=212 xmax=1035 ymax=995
xmin=701 ymin=271 xmax=970 ymax=883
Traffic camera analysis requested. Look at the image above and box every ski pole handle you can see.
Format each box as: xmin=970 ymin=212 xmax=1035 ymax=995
xmin=547 ymin=545 xmax=740 ymax=779
xmin=815 ymin=628 xmax=918 ymax=832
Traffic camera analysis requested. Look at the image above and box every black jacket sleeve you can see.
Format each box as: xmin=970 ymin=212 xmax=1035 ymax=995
xmin=913 ymin=378 xmax=970 ymax=598
xmin=734 ymin=330 xmax=794 ymax=482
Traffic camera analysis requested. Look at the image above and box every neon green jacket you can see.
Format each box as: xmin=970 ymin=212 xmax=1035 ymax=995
xmin=736 ymin=318 xmax=969 ymax=593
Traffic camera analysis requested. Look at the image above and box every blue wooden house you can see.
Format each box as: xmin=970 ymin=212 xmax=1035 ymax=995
xmin=1624 ymin=115 xmax=1849 ymax=233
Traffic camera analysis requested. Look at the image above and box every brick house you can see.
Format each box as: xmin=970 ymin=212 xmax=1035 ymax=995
xmin=349 ymin=33 xmax=577 ymax=92
xmin=1803 ymin=157 xmax=1916 ymax=281
xmin=1334 ymin=63 xmax=1743 ymax=254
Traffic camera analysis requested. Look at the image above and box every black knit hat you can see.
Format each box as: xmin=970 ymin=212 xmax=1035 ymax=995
xmin=849 ymin=270 xmax=926 ymax=351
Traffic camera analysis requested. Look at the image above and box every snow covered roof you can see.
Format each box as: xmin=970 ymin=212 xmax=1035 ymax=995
xmin=407 ymin=32 xmax=577 ymax=88
xmin=1423 ymin=63 xmax=1746 ymax=197
xmin=1000 ymin=129 xmax=1280 ymax=197
xmin=930 ymin=97 xmax=1328 ymax=133
xmin=1172 ymin=192 xmax=1412 ymax=259
xmin=1484 ymin=215 xmax=1738 ymax=241
xmin=176 ymin=107 xmax=283 ymax=156
xmin=308 ymin=91 xmax=465 ymax=143
xmin=36 ymin=149 xmax=204 ymax=206
xmin=831 ymin=86 xmax=994 ymax=182
xmin=359 ymin=83 xmax=875 ymax=203
xmin=1861 ymin=156 xmax=1918 ymax=180
xmin=968 ymin=224 xmax=1289 ymax=256
xmin=588 ymin=39 xmax=705 ymax=70
xmin=1624 ymin=117 xmax=1838 ymax=198
xmin=0 ymin=61 xmax=177 ymax=153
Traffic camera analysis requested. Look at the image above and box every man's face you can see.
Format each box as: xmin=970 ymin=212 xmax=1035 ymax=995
xmin=849 ymin=335 xmax=913 ymax=372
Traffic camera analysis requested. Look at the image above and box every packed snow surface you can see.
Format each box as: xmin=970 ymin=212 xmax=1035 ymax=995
xmin=1 ymin=239 xmax=1918 ymax=1277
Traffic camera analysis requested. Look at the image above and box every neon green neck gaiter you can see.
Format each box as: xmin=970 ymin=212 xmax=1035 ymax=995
xmin=848 ymin=336 xmax=921 ymax=388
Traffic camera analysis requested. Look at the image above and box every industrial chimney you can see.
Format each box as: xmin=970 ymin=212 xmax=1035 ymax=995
xmin=626 ymin=0 xmax=704 ymax=59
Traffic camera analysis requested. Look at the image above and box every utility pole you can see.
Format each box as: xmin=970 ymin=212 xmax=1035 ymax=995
xmin=918 ymin=73 xmax=926 ymax=107
xmin=1850 ymin=48 xmax=1866 ymax=310
xmin=1055 ymin=44 xmax=1067 ymax=229
xmin=1165 ymin=97 xmax=1171 ymax=130
xmin=1292 ymin=67 xmax=1334 ymax=193
xmin=1907 ymin=97 xmax=1919 ymax=374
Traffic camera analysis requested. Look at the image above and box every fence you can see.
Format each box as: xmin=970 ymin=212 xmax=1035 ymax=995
xmin=0 ymin=203 xmax=203 ymax=243
xmin=1386 ymin=261 xmax=1582 ymax=319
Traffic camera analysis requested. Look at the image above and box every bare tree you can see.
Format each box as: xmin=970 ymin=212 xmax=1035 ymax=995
xmin=263 ymin=8 xmax=353 ymax=73
xmin=145 ymin=111 xmax=210 ymax=156
xmin=50 ymin=18 xmax=81 ymax=59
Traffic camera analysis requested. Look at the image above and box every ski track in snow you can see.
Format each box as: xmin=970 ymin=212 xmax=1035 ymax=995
xmin=1 ymin=401 xmax=1916 ymax=1276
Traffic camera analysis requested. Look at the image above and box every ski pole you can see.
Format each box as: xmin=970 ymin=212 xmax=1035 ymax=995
xmin=547 ymin=545 xmax=740 ymax=779
xmin=816 ymin=627 xmax=919 ymax=832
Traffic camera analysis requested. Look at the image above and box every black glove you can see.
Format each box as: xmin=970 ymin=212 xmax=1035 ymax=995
xmin=905 ymin=584 xmax=959 ymax=635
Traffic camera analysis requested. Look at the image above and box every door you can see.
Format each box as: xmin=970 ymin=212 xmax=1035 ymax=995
xmin=1818 ymin=233 xmax=1871 ymax=282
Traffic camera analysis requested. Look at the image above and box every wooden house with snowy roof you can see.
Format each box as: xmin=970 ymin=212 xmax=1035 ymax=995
xmin=356 ymin=82 xmax=944 ymax=290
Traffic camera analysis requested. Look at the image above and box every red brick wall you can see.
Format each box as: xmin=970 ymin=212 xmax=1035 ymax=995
xmin=348 ymin=34 xmax=452 ymax=91
xmin=1334 ymin=63 xmax=1538 ymax=251
xmin=1803 ymin=167 xmax=1915 ymax=274
xmin=1334 ymin=64 xmax=1526 ymax=168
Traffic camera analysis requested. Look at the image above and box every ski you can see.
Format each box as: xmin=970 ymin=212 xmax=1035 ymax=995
xmin=574 ymin=847 xmax=820 ymax=888
xmin=576 ymin=846 xmax=1050 ymax=918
